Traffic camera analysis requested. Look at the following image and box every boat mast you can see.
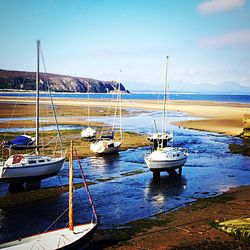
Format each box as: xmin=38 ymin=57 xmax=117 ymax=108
xmin=69 ymin=141 xmax=74 ymax=231
xmin=112 ymin=70 xmax=122 ymax=137
xmin=161 ymin=56 xmax=169 ymax=148
xmin=119 ymin=70 xmax=123 ymax=140
xmin=35 ymin=40 xmax=40 ymax=154
xmin=87 ymin=83 xmax=90 ymax=127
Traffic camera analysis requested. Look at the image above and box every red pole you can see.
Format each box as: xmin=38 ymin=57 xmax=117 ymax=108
xmin=69 ymin=141 xmax=74 ymax=231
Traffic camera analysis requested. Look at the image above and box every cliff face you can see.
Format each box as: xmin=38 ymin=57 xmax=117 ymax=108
xmin=0 ymin=69 xmax=128 ymax=93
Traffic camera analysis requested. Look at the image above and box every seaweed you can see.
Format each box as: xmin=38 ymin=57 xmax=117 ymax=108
xmin=212 ymin=218 xmax=250 ymax=242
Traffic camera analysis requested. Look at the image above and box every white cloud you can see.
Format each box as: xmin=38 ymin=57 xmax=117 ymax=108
xmin=198 ymin=30 xmax=250 ymax=47
xmin=197 ymin=0 xmax=245 ymax=15
xmin=240 ymin=76 xmax=248 ymax=82
xmin=176 ymin=69 xmax=197 ymax=76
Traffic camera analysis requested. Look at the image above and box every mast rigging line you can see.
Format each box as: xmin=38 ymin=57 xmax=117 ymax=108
xmin=1 ymin=72 xmax=28 ymax=145
xmin=40 ymin=47 xmax=64 ymax=157
xmin=111 ymin=70 xmax=122 ymax=139
xmin=42 ymin=207 xmax=69 ymax=234
xmin=118 ymin=70 xmax=123 ymax=140
xmin=87 ymin=82 xmax=90 ymax=127
xmin=74 ymin=148 xmax=98 ymax=223
xmin=99 ymin=89 xmax=117 ymax=138
xmin=160 ymin=56 xmax=169 ymax=149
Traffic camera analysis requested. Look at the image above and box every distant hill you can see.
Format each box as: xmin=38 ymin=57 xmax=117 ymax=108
xmin=0 ymin=69 xmax=129 ymax=93
xmin=124 ymin=81 xmax=250 ymax=94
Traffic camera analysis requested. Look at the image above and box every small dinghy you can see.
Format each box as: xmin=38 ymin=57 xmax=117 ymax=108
xmin=81 ymin=83 xmax=96 ymax=140
xmin=81 ymin=126 xmax=96 ymax=140
xmin=2 ymin=134 xmax=35 ymax=150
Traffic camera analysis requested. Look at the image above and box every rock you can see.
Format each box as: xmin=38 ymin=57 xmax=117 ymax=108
xmin=243 ymin=113 xmax=250 ymax=137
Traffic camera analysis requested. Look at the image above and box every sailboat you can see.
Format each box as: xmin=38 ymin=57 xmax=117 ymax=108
xmin=81 ymin=83 xmax=96 ymax=140
xmin=90 ymin=71 xmax=123 ymax=154
xmin=0 ymin=141 xmax=98 ymax=249
xmin=0 ymin=41 xmax=65 ymax=183
xmin=144 ymin=57 xmax=188 ymax=178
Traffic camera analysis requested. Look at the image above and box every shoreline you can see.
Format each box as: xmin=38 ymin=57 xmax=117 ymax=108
xmin=1 ymin=90 xmax=250 ymax=100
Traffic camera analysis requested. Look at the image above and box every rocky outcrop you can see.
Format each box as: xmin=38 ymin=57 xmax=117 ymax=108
xmin=0 ymin=69 xmax=129 ymax=93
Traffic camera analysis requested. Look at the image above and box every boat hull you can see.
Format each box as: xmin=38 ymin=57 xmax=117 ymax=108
xmin=0 ymin=222 xmax=98 ymax=250
xmin=81 ymin=127 xmax=96 ymax=140
xmin=145 ymin=156 xmax=188 ymax=171
xmin=144 ymin=147 xmax=188 ymax=173
xmin=90 ymin=140 xmax=122 ymax=154
xmin=0 ymin=157 xmax=65 ymax=183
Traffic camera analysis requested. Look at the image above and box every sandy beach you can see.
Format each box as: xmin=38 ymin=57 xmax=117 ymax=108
xmin=0 ymin=96 xmax=249 ymax=159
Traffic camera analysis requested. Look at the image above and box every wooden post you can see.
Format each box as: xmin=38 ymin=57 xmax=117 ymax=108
xmin=69 ymin=141 xmax=74 ymax=231
xmin=153 ymin=171 xmax=160 ymax=179
xmin=179 ymin=167 xmax=182 ymax=178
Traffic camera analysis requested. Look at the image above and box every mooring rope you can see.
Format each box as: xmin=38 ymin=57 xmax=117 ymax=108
xmin=74 ymin=147 xmax=98 ymax=223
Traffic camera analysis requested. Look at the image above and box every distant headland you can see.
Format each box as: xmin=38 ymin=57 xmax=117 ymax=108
xmin=0 ymin=69 xmax=129 ymax=93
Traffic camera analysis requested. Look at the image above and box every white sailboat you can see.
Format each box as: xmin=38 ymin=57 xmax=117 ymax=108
xmin=90 ymin=71 xmax=123 ymax=154
xmin=81 ymin=83 xmax=96 ymax=139
xmin=0 ymin=40 xmax=65 ymax=183
xmin=0 ymin=141 xmax=98 ymax=249
xmin=144 ymin=57 xmax=188 ymax=178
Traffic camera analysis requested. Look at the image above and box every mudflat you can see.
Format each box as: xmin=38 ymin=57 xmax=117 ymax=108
xmin=88 ymin=185 xmax=250 ymax=250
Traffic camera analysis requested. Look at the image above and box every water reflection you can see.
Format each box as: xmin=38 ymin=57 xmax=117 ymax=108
xmin=144 ymin=175 xmax=187 ymax=209
xmin=87 ymin=154 xmax=121 ymax=178
xmin=89 ymin=154 xmax=120 ymax=169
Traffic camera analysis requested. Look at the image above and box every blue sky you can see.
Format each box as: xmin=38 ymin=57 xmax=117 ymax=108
xmin=0 ymin=0 xmax=250 ymax=90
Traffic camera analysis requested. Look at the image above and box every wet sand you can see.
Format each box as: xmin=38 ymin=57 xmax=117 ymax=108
xmin=88 ymin=185 xmax=250 ymax=249
xmin=1 ymin=96 xmax=249 ymax=136
xmin=0 ymin=98 xmax=149 ymax=159
xmin=0 ymin=97 xmax=249 ymax=160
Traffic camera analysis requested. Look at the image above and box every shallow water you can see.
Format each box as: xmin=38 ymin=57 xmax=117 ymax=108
xmin=0 ymin=116 xmax=83 ymax=133
xmin=1 ymin=92 xmax=250 ymax=103
xmin=0 ymin=111 xmax=249 ymax=243
xmin=0 ymin=124 xmax=82 ymax=133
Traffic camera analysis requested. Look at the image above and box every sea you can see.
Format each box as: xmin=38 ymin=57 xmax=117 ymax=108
xmin=0 ymin=92 xmax=250 ymax=244
xmin=1 ymin=92 xmax=250 ymax=103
